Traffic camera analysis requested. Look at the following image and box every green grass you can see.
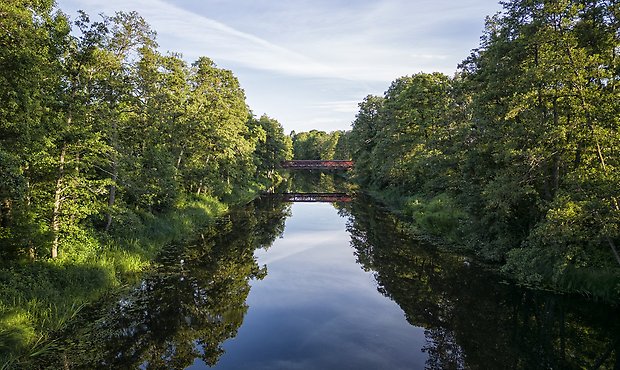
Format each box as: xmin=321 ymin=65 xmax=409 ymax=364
xmin=0 ymin=193 xmax=235 ymax=368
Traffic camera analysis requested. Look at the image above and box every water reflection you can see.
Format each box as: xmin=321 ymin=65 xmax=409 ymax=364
xmin=209 ymin=201 xmax=428 ymax=370
xmin=270 ymin=172 xmax=355 ymax=203
xmin=38 ymin=197 xmax=290 ymax=369
xmin=339 ymin=195 xmax=620 ymax=369
xmin=37 ymin=178 xmax=619 ymax=369
xmin=275 ymin=193 xmax=352 ymax=203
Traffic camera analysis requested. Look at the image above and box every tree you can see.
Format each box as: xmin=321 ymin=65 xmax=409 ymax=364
xmin=183 ymin=57 xmax=255 ymax=197
xmin=461 ymin=0 xmax=620 ymax=273
xmin=97 ymin=11 xmax=158 ymax=230
xmin=0 ymin=0 xmax=70 ymax=258
xmin=251 ymin=114 xmax=292 ymax=183
xmin=348 ymin=0 xmax=620 ymax=295
xmin=291 ymin=130 xmax=343 ymax=160
xmin=350 ymin=95 xmax=384 ymax=186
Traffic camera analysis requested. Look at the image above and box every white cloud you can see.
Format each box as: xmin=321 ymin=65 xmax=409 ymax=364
xmin=311 ymin=101 xmax=360 ymax=114
xmin=59 ymin=0 xmax=342 ymax=78
xmin=56 ymin=0 xmax=504 ymax=131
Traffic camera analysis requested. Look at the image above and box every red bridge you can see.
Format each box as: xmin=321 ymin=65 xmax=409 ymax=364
xmin=280 ymin=160 xmax=354 ymax=170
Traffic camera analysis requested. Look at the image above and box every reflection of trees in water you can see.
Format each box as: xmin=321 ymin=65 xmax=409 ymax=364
xmin=39 ymin=197 xmax=291 ymax=369
xmin=423 ymin=328 xmax=465 ymax=370
xmin=36 ymin=181 xmax=619 ymax=369
xmin=342 ymin=195 xmax=620 ymax=370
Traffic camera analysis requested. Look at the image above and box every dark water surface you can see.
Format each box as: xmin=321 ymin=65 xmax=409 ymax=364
xmin=41 ymin=177 xmax=619 ymax=369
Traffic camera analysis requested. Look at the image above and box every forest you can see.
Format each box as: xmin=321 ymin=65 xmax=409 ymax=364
xmin=290 ymin=0 xmax=620 ymax=301
xmin=340 ymin=0 xmax=619 ymax=300
xmin=2 ymin=0 xmax=619 ymax=366
xmin=0 ymin=0 xmax=292 ymax=363
xmin=290 ymin=129 xmax=349 ymax=161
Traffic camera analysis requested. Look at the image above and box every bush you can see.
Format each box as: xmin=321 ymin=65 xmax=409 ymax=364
xmin=402 ymin=193 xmax=469 ymax=244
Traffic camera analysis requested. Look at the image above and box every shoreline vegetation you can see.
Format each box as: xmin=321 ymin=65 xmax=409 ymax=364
xmin=0 ymin=1 xmax=292 ymax=365
xmin=1 ymin=193 xmax=225 ymax=367
xmin=0 ymin=186 xmax=270 ymax=368
xmin=290 ymin=0 xmax=620 ymax=302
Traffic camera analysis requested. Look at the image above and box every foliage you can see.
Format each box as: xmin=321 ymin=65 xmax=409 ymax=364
xmin=24 ymin=197 xmax=291 ymax=369
xmin=0 ymin=193 xmax=228 ymax=366
xmin=250 ymin=114 xmax=293 ymax=187
xmin=0 ymin=3 xmax=290 ymax=260
xmin=0 ymin=2 xmax=291 ymax=365
xmin=341 ymin=196 xmax=619 ymax=369
xmin=290 ymin=129 xmax=350 ymax=160
xmin=348 ymin=0 xmax=620 ymax=298
xmin=402 ymin=193 xmax=469 ymax=244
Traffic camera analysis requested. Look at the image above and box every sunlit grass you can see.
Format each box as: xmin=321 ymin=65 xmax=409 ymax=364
xmin=0 ymin=193 xmax=235 ymax=367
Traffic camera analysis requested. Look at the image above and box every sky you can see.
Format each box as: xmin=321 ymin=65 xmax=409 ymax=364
xmin=55 ymin=0 xmax=504 ymax=133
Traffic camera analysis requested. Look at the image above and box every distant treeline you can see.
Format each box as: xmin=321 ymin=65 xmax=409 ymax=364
xmin=300 ymin=0 xmax=620 ymax=299
xmin=290 ymin=129 xmax=350 ymax=160
xmin=0 ymin=2 xmax=292 ymax=260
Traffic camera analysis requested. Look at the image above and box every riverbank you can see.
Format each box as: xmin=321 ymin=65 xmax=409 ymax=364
xmin=8 ymin=175 xmax=619 ymax=369
xmin=361 ymin=189 xmax=620 ymax=304
xmin=0 ymin=184 xmax=266 ymax=368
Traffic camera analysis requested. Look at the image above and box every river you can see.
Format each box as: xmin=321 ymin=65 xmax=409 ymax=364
xmin=39 ymin=174 xmax=619 ymax=369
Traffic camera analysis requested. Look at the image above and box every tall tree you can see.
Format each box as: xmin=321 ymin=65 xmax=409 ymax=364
xmin=97 ymin=11 xmax=157 ymax=230
xmin=184 ymin=57 xmax=254 ymax=197
xmin=251 ymin=114 xmax=293 ymax=183
xmin=0 ymin=0 xmax=70 ymax=258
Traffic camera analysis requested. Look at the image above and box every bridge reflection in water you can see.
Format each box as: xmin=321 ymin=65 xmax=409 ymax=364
xmin=268 ymin=193 xmax=352 ymax=203
xmin=280 ymin=160 xmax=353 ymax=170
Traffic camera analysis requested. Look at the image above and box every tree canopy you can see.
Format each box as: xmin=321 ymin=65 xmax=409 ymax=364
xmin=348 ymin=0 xmax=620 ymax=298
xmin=0 ymin=4 xmax=291 ymax=261
xmin=291 ymin=129 xmax=351 ymax=160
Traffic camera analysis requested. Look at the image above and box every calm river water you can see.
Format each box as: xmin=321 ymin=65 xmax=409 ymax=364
xmin=205 ymin=201 xmax=428 ymax=370
xmin=41 ymin=175 xmax=619 ymax=369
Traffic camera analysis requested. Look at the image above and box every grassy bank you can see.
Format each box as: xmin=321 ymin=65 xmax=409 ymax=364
xmin=362 ymin=189 xmax=620 ymax=304
xmin=0 ymin=186 xmax=265 ymax=367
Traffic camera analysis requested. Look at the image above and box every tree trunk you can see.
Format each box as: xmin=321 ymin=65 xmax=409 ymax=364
xmin=573 ymin=141 xmax=583 ymax=169
xmin=105 ymin=121 xmax=119 ymax=232
xmin=28 ymin=241 xmax=35 ymax=261
xmin=176 ymin=148 xmax=184 ymax=170
xmin=105 ymin=156 xmax=118 ymax=232
xmin=196 ymin=180 xmax=203 ymax=196
xmin=608 ymin=237 xmax=620 ymax=267
xmin=551 ymin=153 xmax=560 ymax=195
xmin=0 ymin=198 xmax=10 ymax=228
xmin=51 ymin=143 xmax=66 ymax=259
xmin=595 ymin=139 xmax=607 ymax=171
xmin=25 ymin=174 xmax=34 ymax=259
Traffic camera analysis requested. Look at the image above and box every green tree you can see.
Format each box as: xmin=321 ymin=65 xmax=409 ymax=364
xmin=460 ymin=0 xmax=620 ymax=276
xmin=251 ymin=114 xmax=293 ymax=184
xmin=183 ymin=57 xmax=255 ymax=197
xmin=350 ymin=95 xmax=384 ymax=186
xmin=0 ymin=0 xmax=72 ymax=258
xmin=348 ymin=0 xmax=620 ymax=296
xmin=291 ymin=129 xmax=343 ymax=160
xmin=97 ymin=11 xmax=158 ymax=230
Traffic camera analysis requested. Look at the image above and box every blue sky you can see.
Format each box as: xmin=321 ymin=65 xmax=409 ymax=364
xmin=55 ymin=0 xmax=503 ymax=133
